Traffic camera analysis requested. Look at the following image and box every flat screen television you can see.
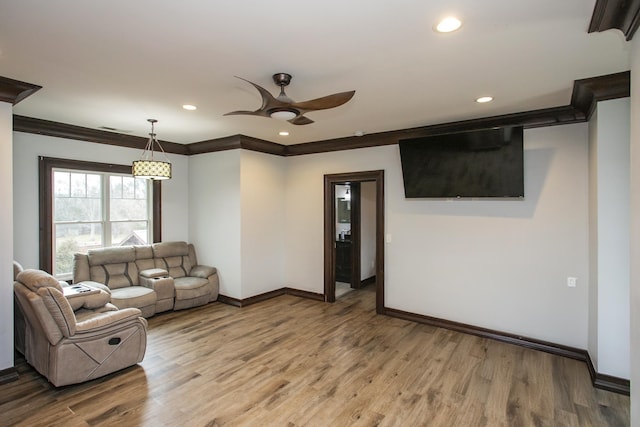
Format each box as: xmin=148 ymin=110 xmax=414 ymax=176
xmin=399 ymin=126 xmax=524 ymax=198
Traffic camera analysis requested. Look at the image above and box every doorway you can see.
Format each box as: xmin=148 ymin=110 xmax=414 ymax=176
xmin=323 ymin=170 xmax=384 ymax=313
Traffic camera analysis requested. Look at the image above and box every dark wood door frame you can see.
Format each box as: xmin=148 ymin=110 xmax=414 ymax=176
xmin=349 ymin=182 xmax=361 ymax=290
xmin=324 ymin=170 xmax=384 ymax=313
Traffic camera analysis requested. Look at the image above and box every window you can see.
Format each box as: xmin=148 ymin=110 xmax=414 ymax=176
xmin=40 ymin=157 xmax=161 ymax=278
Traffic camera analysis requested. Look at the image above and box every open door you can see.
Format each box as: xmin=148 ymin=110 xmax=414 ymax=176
xmin=323 ymin=170 xmax=385 ymax=313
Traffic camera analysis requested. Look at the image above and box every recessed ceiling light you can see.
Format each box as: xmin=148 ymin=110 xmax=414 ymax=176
xmin=435 ymin=17 xmax=462 ymax=33
xmin=182 ymin=104 xmax=197 ymax=111
xmin=279 ymin=131 xmax=289 ymax=136
xmin=476 ymin=96 xmax=493 ymax=103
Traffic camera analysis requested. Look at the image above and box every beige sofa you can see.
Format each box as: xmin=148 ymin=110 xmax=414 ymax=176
xmin=73 ymin=241 xmax=218 ymax=317
xmin=14 ymin=268 xmax=147 ymax=387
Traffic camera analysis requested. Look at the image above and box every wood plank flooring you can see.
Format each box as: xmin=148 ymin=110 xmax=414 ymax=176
xmin=0 ymin=285 xmax=630 ymax=426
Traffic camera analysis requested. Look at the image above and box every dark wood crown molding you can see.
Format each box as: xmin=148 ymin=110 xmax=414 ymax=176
xmin=14 ymin=115 xmax=188 ymax=155
xmin=0 ymin=76 xmax=41 ymax=105
xmin=589 ymin=0 xmax=640 ymax=41
xmin=11 ymin=72 xmax=630 ymax=157
xmin=187 ymin=134 xmax=286 ymax=156
xmin=571 ymin=71 xmax=630 ymax=120
xmin=285 ymin=105 xmax=585 ymax=156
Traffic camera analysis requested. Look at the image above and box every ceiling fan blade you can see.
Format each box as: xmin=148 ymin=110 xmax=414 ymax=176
xmin=292 ymin=90 xmax=355 ymax=113
xmin=225 ymin=76 xmax=288 ymax=116
xmin=288 ymin=115 xmax=314 ymax=125
xmin=223 ymin=109 xmax=269 ymax=117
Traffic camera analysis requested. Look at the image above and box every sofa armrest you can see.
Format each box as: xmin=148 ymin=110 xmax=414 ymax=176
xmin=139 ymin=275 xmax=174 ymax=301
xmin=75 ymin=307 xmax=146 ymax=334
xmin=140 ymin=268 xmax=168 ymax=279
xmin=190 ymin=265 xmax=217 ymax=279
xmin=74 ymin=280 xmax=111 ymax=295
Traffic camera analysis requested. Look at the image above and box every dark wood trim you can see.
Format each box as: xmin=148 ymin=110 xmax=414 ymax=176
xmin=350 ymin=182 xmax=361 ymax=289
xmin=0 ymin=76 xmax=41 ymax=105
xmin=152 ymin=181 xmax=162 ymax=243
xmin=11 ymin=73 xmax=629 ymax=158
xmin=570 ymin=71 xmax=630 ymax=120
xmin=0 ymin=367 xmax=19 ymax=385
xmin=360 ymin=275 xmax=376 ymax=287
xmin=283 ymin=288 xmax=325 ymax=301
xmin=324 ymin=170 xmax=385 ymax=313
xmin=589 ymin=0 xmax=640 ymax=41
xmin=594 ymin=373 xmax=631 ymax=395
xmin=285 ymin=105 xmax=585 ymax=156
xmin=323 ymin=177 xmax=337 ymax=303
xmin=383 ymin=307 xmax=587 ymax=360
xmin=39 ymin=157 xmax=162 ymax=273
xmin=384 ymin=307 xmax=630 ymax=395
xmin=187 ymin=134 xmax=286 ymax=156
xmin=239 ymin=289 xmax=287 ymax=307
xmin=216 ymin=294 xmax=242 ymax=307
xmin=186 ymin=135 xmax=243 ymax=155
xmin=218 ymin=288 xmax=323 ymax=308
xmin=584 ymin=352 xmax=631 ymax=395
xmin=14 ymin=115 xmax=188 ymax=155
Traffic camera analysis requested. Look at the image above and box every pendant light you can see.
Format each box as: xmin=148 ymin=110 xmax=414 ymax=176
xmin=132 ymin=119 xmax=172 ymax=180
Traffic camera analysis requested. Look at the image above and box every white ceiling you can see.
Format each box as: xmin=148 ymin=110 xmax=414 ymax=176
xmin=0 ymin=0 xmax=631 ymax=145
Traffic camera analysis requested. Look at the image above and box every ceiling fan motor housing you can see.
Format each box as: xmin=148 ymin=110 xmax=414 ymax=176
xmin=273 ymin=73 xmax=292 ymax=87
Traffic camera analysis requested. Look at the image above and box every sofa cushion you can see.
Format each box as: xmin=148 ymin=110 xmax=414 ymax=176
xmin=88 ymin=246 xmax=136 ymax=265
xmin=174 ymin=276 xmax=210 ymax=300
xmin=135 ymin=245 xmax=156 ymax=271
xmin=110 ymin=286 xmax=157 ymax=310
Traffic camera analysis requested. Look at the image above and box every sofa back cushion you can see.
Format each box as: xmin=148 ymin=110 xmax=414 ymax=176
xmin=87 ymin=246 xmax=138 ymax=289
xmin=152 ymin=241 xmax=191 ymax=279
xmin=134 ymin=245 xmax=156 ymax=272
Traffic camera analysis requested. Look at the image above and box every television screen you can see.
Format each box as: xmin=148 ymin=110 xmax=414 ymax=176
xmin=399 ymin=126 xmax=524 ymax=198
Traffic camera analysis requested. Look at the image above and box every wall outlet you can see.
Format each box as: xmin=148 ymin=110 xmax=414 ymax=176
xmin=567 ymin=277 xmax=577 ymax=288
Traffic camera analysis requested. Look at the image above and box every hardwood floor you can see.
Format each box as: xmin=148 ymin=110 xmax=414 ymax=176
xmin=0 ymin=285 xmax=630 ymax=426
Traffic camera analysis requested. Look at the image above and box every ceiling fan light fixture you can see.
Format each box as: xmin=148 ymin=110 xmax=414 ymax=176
xmin=270 ymin=109 xmax=298 ymax=120
xmin=132 ymin=119 xmax=172 ymax=180
xmin=435 ymin=16 xmax=462 ymax=33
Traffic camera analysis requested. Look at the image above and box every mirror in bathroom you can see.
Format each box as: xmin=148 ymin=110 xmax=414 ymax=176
xmin=337 ymin=198 xmax=351 ymax=223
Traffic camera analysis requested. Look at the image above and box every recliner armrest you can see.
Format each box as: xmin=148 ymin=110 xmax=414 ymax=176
xmin=190 ymin=265 xmax=217 ymax=279
xmin=75 ymin=307 xmax=145 ymax=333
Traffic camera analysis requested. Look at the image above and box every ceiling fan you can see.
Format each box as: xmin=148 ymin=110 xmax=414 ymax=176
xmin=224 ymin=73 xmax=355 ymax=125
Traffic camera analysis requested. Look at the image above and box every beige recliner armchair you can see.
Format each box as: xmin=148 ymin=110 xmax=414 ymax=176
xmin=13 ymin=269 xmax=147 ymax=387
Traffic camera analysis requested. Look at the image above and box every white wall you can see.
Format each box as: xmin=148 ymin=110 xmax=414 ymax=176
xmin=240 ymin=150 xmax=286 ymax=298
xmin=588 ymin=108 xmax=599 ymax=368
xmin=12 ymin=132 xmax=189 ymax=269
xmin=188 ymin=150 xmax=242 ymax=298
xmin=360 ymin=181 xmax=376 ymax=280
xmin=589 ymin=98 xmax=631 ymax=379
xmin=286 ymin=123 xmax=590 ymax=348
xmin=629 ymin=35 xmax=640 ymax=424
xmin=0 ymin=102 xmax=14 ymax=371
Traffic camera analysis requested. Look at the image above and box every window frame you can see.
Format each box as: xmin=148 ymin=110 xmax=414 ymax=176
xmin=39 ymin=156 xmax=161 ymax=274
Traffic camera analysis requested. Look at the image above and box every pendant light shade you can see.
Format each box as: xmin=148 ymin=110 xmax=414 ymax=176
xmin=132 ymin=119 xmax=172 ymax=180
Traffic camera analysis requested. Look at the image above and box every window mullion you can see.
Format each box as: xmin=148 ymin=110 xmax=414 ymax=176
xmin=103 ymin=173 xmax=111 ymax=247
